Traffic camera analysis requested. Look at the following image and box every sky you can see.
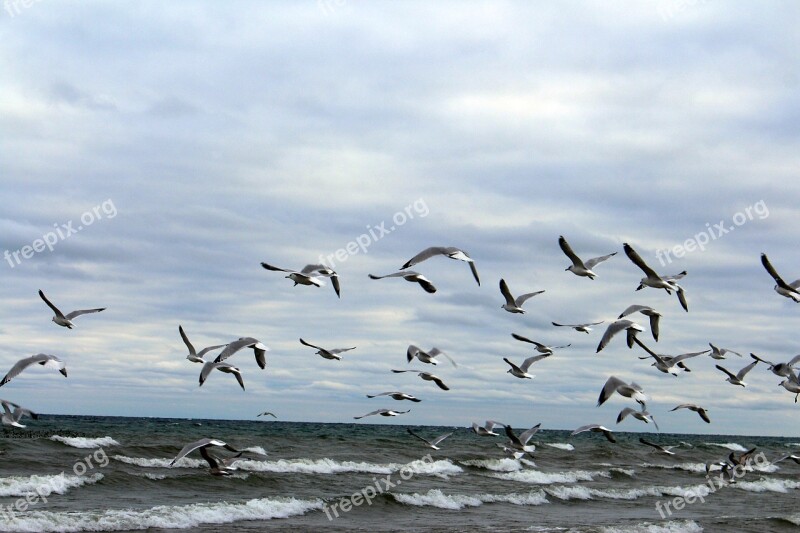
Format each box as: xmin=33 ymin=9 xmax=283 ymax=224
xmin=1 ymin=1 xmax=799 ymax=437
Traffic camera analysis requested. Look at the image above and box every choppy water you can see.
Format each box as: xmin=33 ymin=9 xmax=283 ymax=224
xmin=1 ymin=415 xmax=799 ymax=532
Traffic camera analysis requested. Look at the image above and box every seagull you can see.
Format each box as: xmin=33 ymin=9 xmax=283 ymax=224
xmin=213 ymin=337 xmax=269 ymax=369
xmin=391 ymin=370 xmax=449 ymax=390
xmin=617 ymin=406 xmax=659 ymax=430
xmin=558 ymin=236 xmax=617 ymax=279
xmin=772 ymin=453 xmax=800 ymax=466
xmin=503 ymin=423 xmax=541 ymax=455
xmin=0 ymin=354 xmax=67 ymax=387
xmin=639 ymin=437 xmax=676 ymax=455
xmin=169 ymin=438 xmax=242 ymax=475
xmin=596 ymin=319 xmax=644 ymax=353
xmin=257 ymin=412 xmax=277 ymax=418
xmin=632 ymin=337 xmax=706 ymax=375
xmin=750 ymin=353 xmax=800 ymax=378
xmin=471 ymin=420 xmax=505 ymax=436
xmin=597 ymin=376 xmax=647 ymax=407
xmin=511 ymin=333 xmax=570 ymax=354
xmin=623 ymin=243 xmax=688 ymax=311
xmin=368 ymin=271 xmax=437 ymax=293
xmin=670 ymin=403 xmax=711 ymax=423
xmin=499 ymin=279 xmax=544 ymax=314
xmin=199 ymin=361 xmax=245 ymax=391
xmin=1 ymin=399 xmax=38 ymax=428
xmin=400 ymin=246 xmax=480 ymax=286
xmin=716 ymin=360 xmax=758 ymax=387
xmin=635 ymin=270 xmax=687 ymax=291
xmin=551 ymin=321 xmax=603 ymax=333
xmin=406 ymin=428 xmax=453 ymax=450
xmin=407 ymin=345 xmax=457 ymax=367
xmin=618 ymin=304 xmax=661 ymax=342
xmin=761 ymin=253 xmax=800 ymax=302
xmin=366 ymin=391 xmax=421 ymax=402
xmin=299 ymin=338 xmax=355 ymax=361
xmin=179 ymin=325 xmax=227 ymax=363
xmin=353 ymin=408 xmax=410 ymax=420
xmin=260 ymin=262 xmax=340 ymax=297
xmin=778 ymin=378 xmax=800 ymax=402
xmin=38 ymin=290 xmax=105 ymax=329
xmin=503 ymin=354 xmax=549 ymax=379
xmin=571 ymin=424 xmax=616 ymax=443
xmin=708 ymin=343 xmax=742 ymax=360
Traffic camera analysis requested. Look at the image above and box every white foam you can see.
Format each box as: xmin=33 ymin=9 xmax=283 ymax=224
xmin=243 ymin=446 xmax=268 ymax=456
xmin=0 ymin=473 xmax=103 ymax=498
xmin=0 ymin=497 xmax=321 ymax=532
xmin=705 ymin=442 xmax=748 ymax=452
xmin=459 ymin=458 xmax=522 ymax=472
xmin=783 ymin=513 xmax=800 ymax=526
xmin=398 ymin=458 xmax=463 ymax=478
xmin=545 ymin=483 xmax=712 ymax=502
xmin=600 ymin=520 xmax=703 ymax=533
xmin=490 ymin=469 xmax=610 ymax=484
xmin=50 ymin=436 xmax=119 ymax=449
xmin=642 ymin=462 xmax=707 ymax=474
xmin=545 ymin=443 xmax=575 ymax=451
xmin=112 ymin=455 xmax=205 ymax=469
xmin=392 ymin=488 xmax=548 ymax=509
xmin=734 ymin=478 xmax=800 ymax=493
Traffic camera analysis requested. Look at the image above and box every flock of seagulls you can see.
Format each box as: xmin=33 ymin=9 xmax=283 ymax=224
xmin=2 ymin=237 xmax=798 ymax=475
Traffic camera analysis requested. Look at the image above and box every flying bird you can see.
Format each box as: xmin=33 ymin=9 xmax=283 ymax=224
xmin=368 ymin=271 xmax=437 ymax=293
xmin=400 ymin=246 xmax=480 ymax=286
xmin=623 ymin=243 xmax=688 ymax=311
xmin=260 ymin=262 xmax=340 ymax=297
xmin=471 ymin=420 xmax=505 ymax=436
xmin=169 ymin=438 xmax=243 ymax=476
xmin=406 ymin=345 xmax=456 ymax=367
xmin=760 ymin=253 xmax=800 ymax=302
xmin=299 ymin=338 xmax=356 ymax=361
xmin=511 ymin=333 xmax=570 ymax=354
xmin=38 ymin=290 xmax=105 ymax=329
xmin=213 ymin=337 xmax=269 ymax=369
xmin=632 ymin=337 xmax=706 ymax=375
xmin=353 ymin=408 xmax=410 ymax=420
xmin=366 ymin=391 xmax=421 ymax=402
xmin=618 ymin=304 xmax=661 ymax=342
xmin=503 ymin=423 xmax=541 ymax=455
xmin=199 ymin=361 xmax=245 ymax=391
xmin=570 ymin=424 xmax=616 ymax=443
xmin=597 ymin=376 xmax=647 ymax=407
xmin=499 ymin=279 xmax=544 ymax=314
xmin=0 ymin=354 xmax=67 ymax=387
xmin=639 ymin=438 xmax=676 ymax=455
xmin=551 ymin=321 xmax=603 ymax=333
xmin=617 ymin=406 xmax=659 ymax=430
xmin=406 ymin=428 xmax=453 ymax=450
xmin=1 ymin=399 xmax=38 ymax=428
xmin=716 ymin=360 xmax=758 ymax=387
xmin=558 ymin=235 xmax=617 ymax=279
xmin=391 ymin=370 xmax=450 ymax=390
xmin=635 ymin=271 xmax=687 ymax=291
xmin=596 ymin=319 xmax=644 ymax=353
xmin=257 ymin=412 xmax=277 ymax=418
xmin=670 ymin=403 xmax=711 ymax=424
xmin=749 ymin=353 xmax=800 ymax=378
xmin=179 ymin=325 xmax=227 ymax=363
xmin=503 ymin=355 xmax=549 ymax=379
xmin=708 ymin=343 xmax=742 ymax=360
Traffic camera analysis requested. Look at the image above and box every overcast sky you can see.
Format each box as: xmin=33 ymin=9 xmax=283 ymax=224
xmin=1 ymin=1 xmax=799 ymax=436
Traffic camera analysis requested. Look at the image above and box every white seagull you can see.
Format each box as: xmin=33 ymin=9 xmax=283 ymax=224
xmin=633 ymin=337 xmax=706 ymax=375
xmin=471 ymin=420 xmax=505 ymax=436
xmin=261 ymin=262 xmax=340 ymax=298
xmin=511 ymin=333 xmax=570 ymax=354
xmin=407 ymin=345 xmax=457 ymax=367
xmin=716 ymin=360 xmax=758 ymax=387
xmin=199 ymin=361 xmax=245 ymax=391
xmin=708 ymin=343 xmax=742 ymax=360
xmin=368 ymin=271 xmax=437 ymax=294
xmin=170 ymin=438 xmax=243 ymax=476
xmin=213 ymin=337 xmax=269 ymax=369
xmin=597 ymin=376 xmax=647 ymax=407
xmin=502 ymin=423 xmax=541 ymax=455
xmin=499 ymin=279 xmax=544 ymax=314
xmin=571 ymin=424 xmax=616 ymax=443
xmin=749 ymin=353 xmax=800 ymax=378
xmin=0 ymin=354 xmax=67 ymax=387
xmin=1 ymin=399 xmax=38 ymax=428
xmin=623 ymin=243 xmax=688 ymax=311
xmin=551 ymin=321 xmax=603 ymax=333
xmin=670 ymin=403 xmax=711 ymax=424
xmin=617 ymin=406 xmax=659 ymax=430
xmin=401 ymin=246 xmax=480 ymax=286
xmin=618 ymin=304 xmax=661 ymax=342
xmin=366 ymin=391 xmax=421 ymax=402
xmin=503 ymin=354 xmax=550 ymax=379
xmin=179 ymin=325 xmax=227 ymax=363
xmin=38 ymin=290 xmax=105 ymax=329
xmin=558 ymin=235 xmax=617 ymax=279
xmin=596 ymin=319 xmax=644 ymax=353
xmin=761 ymin=253 xmax=800 ymax=302
xmin=391 ymin=370 xmax=450 ymax=390
xmin=778 ymin=378 xmax=800 ymax=402
xmin=299 ymin=338 xmax=355 ymax=361
xmin=257 ymin=412 xmax=277 ymax=418
xmin=407 ymin=428 xmax=453 ymax=450
xmin=353 ymin=409 xmax=410 ymax=420
xmin=639 ymin=437 xmax=676 ymax=455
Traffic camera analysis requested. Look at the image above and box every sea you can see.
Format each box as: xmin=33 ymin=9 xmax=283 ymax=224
xmin=0 ymin=415 xmax=798 ymax=533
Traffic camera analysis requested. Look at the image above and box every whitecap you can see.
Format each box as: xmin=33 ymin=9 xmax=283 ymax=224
xmin=392 ymin=488 xmax=548 ymax=510
xmin=0 ymin=473 xmax=103 ymax=498
xmin=50 ymin=436 xmax=119 ymax=449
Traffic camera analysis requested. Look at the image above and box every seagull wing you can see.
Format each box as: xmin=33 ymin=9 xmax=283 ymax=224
xmin=499 ymin=279 xmax=516 ymax=306
xmin=761 ymin=253 xmax=794 ymax=291
xmin=558 ymin=235 xmax=584 ymax=268
xmin=736 ymin=360 xmax=759 ymax=380
xmin=401 ymin=247 xmax=446 ymax=269
xmin=715 ymin=364 xmax=738 ymax=380
xmin=520 ymin=354 xmax=549 ymax=371
xmin=179 ymin=325 xmax=196 ymax=355
xmin=584 ymin=252 xmax=617 ymax=269
xmin=260 ymin=262 xmax=295 ymax=273
xmin=406 ymin=428 xmax=432 ymax=446
xmin=515 ymin=290 xmax=545 ymax=307
xmin=431 ymin=432 xmax=454 ymax=446
xmin=38 ymin=290 xmax=65 ymax=318
xmin=597 ymin=376 xmax=625 ymax=406
xmin=624 ymin=243 xmax=661 ymax=279
xmin=64 ymin=307 xmax=106 ymax=320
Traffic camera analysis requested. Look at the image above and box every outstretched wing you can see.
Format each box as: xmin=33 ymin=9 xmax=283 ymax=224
xmin=38 ymin=290 xmax=65 ymax=318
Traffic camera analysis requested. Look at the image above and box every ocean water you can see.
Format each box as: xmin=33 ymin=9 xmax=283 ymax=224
xmin=1 ymin=415 xmax=799 ymax=532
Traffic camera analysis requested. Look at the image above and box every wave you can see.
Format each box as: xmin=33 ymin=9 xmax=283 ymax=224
xmin=50 ymin=436 xmax=120 ymax=449
xmin=459 ymin=458 xmax=522 ymax=472
xmin=0 ymin=497 xmax=321 ymax=532
xmin=0 ymin=473 xmax=103 ymax=498
xmin=600 ymin=520 xmax=703 ymax=533
xmin=641 ymin=462 xmax=707 ymax=474
xmin=779 ymin=513 xmax=800 ymax=526
xmin=112 ymin=455 xmax=205 ymax=469
xmin=544 ymin=483 xmax=711 ymax=502
xmin=242 ymin=446 xmax=268 ymax=456
xmin=734 ymin=478 xmax=800 ymax=493
xmin=489 ymin=468 xmax=614 ymax=484
xmin=544 ymin=443 xmax=575 ymax=451
xmin=391 ymin=488 xmax=548 ymax=509
xmin=705 ymin=442 xmax=748 ymax=452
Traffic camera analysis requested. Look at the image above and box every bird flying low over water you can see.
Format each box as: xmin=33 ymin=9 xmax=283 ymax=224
xmin=1 ymin=399 xmax=38 ymax=428
xmin=299 ymin=338 xmax=356 ymax=361
xmin=571 ymin=424 xmax=616 ymax=443
xmin=623 ymin=243 xmax=688 ymax=311
xmin=0 ymin=354 xmax=67 ymax=387
xmin=400 ymin=246 xmax=480 ymax=286
xmin=261 ymin=262 xmax=340 ymax=297
xmin=499 ymin=279 xmax=544 ymax=314
xmin=391 ymin=370 xmax=450 ymax=390
xmin=353 ymin=409 xmax=410 ymax=420
xmin=639 ymin=438 xmax=676 ymax=455
xmin=558 ymin=235 xmax=617 ymax=279
xmin=169 ymin=438 xmax=245 ymax=476
xmin=760 ymin=253 xmax=800 ymax=302
xmin=368 ymin=271 xmax=437 ymax=293
xmin=471 ymin=420 xmax=505 ymax=436
xmin=199 ymin=361 xmax=245 ymax=391
xmin=670 ymin=403 xmax=711 ymax=424
xmin=617 ymin=405 xmax=659 ymax=430
xmin=407 ymin=428 xmax=453 ymax=450
xmin=257 ymin=412 xmax=277 ymax=418
xmin=179 ymin=325 xmax=227 ymax=363
xmin=38 ymin=290 xmax=105 ymax=329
